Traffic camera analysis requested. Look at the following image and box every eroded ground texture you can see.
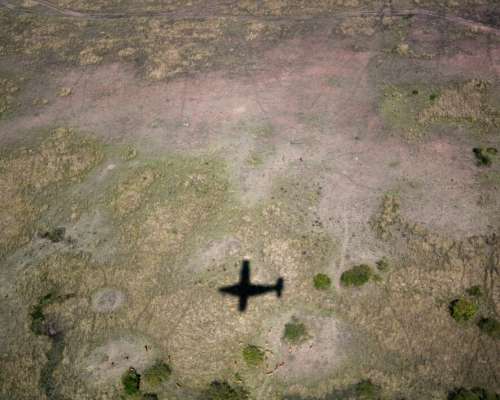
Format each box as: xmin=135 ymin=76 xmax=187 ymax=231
xmin=0 ymin=0 xmax=499 ymax=399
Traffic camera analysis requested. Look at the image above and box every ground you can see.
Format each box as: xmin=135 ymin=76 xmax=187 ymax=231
xmin=0 ymin=1 xmax=499 ymax=399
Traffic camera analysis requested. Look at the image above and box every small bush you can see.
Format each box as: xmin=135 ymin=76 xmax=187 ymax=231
xmin=39 ymin=227 xmax=66 ymax=243
xmin=283 ymin=318 xmax=307 ymax=344
xmin=449 ymin=298 xmax=478 ymax=322
xmin=448 ymin=387 xmax=498 ymax=400
xmin=375 ymin=258 xmax=390 ymax=272
xmin=473 ymin=147 xmax=497 ymax=166
xmin=477 ymin=318 xmax=500 ymax=340
xmin=354 ymin=380 xmax=382 ymax=400
xmin=122 ymin=367 xmax=141 ymax=395
xmin=466 ymin=285 xmax=483 ymax=297
xmin=143 ymin=360 xmax=171 ymax=387
xmin=313 ymin=273 xmax=331 ymax=290
xmin=242 ymin=345 xmax=265 ymax=366
xmin=340 ymin=265 xmax=372 ymax=287
xmin=204 ymin=381 xmax=248 ymax=400
xmin=142 ymin=394 xmax=158 ymax=400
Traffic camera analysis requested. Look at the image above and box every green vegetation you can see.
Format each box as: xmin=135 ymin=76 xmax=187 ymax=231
xmin=340 ymin=264 xmax=372 ymax=287
xmin=39 ymin=227 xmax=66 ymax=243
xmin=142 ymin=394 xmax=158 ymax=400
xmin=122 ymin=368 xmax=141 ymax=395
xmin=242 ymin=345 xmax=265 ymax=367
xmin=354 ymin=380 xmax=382 ymax=400
xmin=204 ymin=381 xmax=249 ymax=400
xmin=473 ymin=147 xmax=497 ymax=166
xmin=143 ymin=360 xmax=171 ymax=387
xmin=313 ymin=273 xmax=332 ymax=290
xmin=30 ymin=291 xmax=73 ymax=335
xmin=477 ymin=318 xmax=500 ymax=340
xmin=449 ymin=298 xmax=478 ymax=322
xmin=283 ymin=318 xmax=307 ymax=344
xmin=449 ymin=387 xmax=499 ymax=400
xmin=466 ymin=285 xmax=483 ymax=297
xmin=375 ymin=257 xmax=390 ymax=272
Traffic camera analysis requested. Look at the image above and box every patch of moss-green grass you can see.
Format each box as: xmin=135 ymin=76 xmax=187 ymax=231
xmin=242 ymin=345 xmax=265 ymax=367
xmin=449 ymin=298 xmax=478 ymax=322
xmin=340 ymin=264 xmax=372 ymax=287
xmin=313 ymin=273 xmax=332 ymax=290
xmin=204 ymin=381 xmax=249 ymax=400
xmin=122 ymin=367 xmax=141 ymax=395
xmin=354 ymin=380 xmax=382 ymax=400
xmin=143 ymin=360 xmax=171 ymax=387
xmin=283 ymin=318 xmax=307 ymax=344
xmin=477 ymin=317 xmax=500 ymax=340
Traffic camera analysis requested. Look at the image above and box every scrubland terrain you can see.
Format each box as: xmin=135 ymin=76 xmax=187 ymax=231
xmin=0 ymin=1 xmax=499 ymax=399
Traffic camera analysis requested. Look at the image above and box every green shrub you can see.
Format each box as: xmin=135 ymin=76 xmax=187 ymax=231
xmin=449 ymin=298 xmax=478 ymax=322
xmin=204 ymin=381 xmax=248 ymax=400
xmin=354 ymin=380 xmax=381 ymax=400
xmin=449 ymin=387 xmax=498 ymax=400
xmin=39 ymin=227 xmax=66 ymax=243
xmin=142 ymin=394 xmax=158 ymax=400
xmin=477 ymin=318 xmax=500 ymax=340
xmin=122 ymin=368 xmax=141 ymax=395
xmin=340 ymin=265 xmax=372 ymax=287
xmin=242 ymin=345 xmax=265 ymax=366
xmin=473 ymin=147 xmax=497 ymax=166
xmin=283 ymin=318 xmax=307 ymax=344
xmin=313 ymin=273 xmax=331 ymax=290
xmin=375 ymin=258 xmax=390 ymax=272
xmin=143 ymin=360 xmax=171 ymax=387
xmin=466 ymin=285 xmax=483 ymax=297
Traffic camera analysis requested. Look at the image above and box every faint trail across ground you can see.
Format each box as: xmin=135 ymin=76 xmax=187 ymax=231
xmin=0 ymin=0 xmax=499 ymax=36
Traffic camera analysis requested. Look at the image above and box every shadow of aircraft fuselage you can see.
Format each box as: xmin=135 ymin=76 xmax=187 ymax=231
xmin=219 ymin=260 xmax=284 ymax=312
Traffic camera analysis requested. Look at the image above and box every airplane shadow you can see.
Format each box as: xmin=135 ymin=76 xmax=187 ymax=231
xmin=218 ymin=260 xmax=284 ymax=312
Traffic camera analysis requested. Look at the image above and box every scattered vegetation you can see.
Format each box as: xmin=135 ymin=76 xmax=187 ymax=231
xmin=283 ymin=318 xmax=308 ymax=344
xmin=122 ymin=367 xmax=141 ymax=395
xmin=477 ymin=318 xmax=500 ymax=340
xmin=143 ymin=360 xmax=171 ymax=387
xmin=313 ymin=273 xmax=332 ymax=290
xmin=449 ymin=298 xmax=478 ymax=322
xmin=0 ymin=76 xmax=20 ymax=119
xmin=448 ymin=387 xmax=499 ymax=400
xmin=340 ymin=264 xmax=372 ymax=287
xmin=371 ymin=193 xmax=401 ymax=240
xmin=203 ymin=381 xmax=249 ymax=400
xmin=242 ymin=345 xmax=265 ymax=367
xmin=29 ymin=291 xmax=73 ymax=335
xmin=354 ymin=380 xmax=382 ymax=400
xmin=473 ymin=147 xmax=498 ymax=166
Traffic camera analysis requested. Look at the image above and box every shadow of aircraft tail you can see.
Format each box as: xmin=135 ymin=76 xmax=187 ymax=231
xmin=276 ymin=278 xmax=284 ymax=297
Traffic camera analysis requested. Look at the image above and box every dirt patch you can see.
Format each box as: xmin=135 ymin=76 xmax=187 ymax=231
xmin=91 ymin=288 xmax=126 ymax=313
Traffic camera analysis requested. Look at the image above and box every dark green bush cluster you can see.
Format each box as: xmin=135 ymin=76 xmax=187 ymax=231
xmin=29 ymin=291 xmax=73 ymax=335
xmin=354 ymin=380 xmax=382 ymax=400
xmin=313 ymin=273 xmax=332 ymax=290
xmin=448 ymin=387 xmax=499 ymax=400
xmin=122 ymin=368 xmax=141 ymax=395
xmin=477 ymin=318 xmax=500 ymax=340
xmin=473 ymin=147 xmax=497 ymax=166
xmin=340 ymin=264 xmax=372 ymax=287
xmin=143 ymin=360 xmax=171 ymax=387
xmin=204 ymin=381 xmax=249 ymax=400
xmin=283 ymin=318 xmax=307 ymax=344
xmin=449 ymin=298 xmax=478 ymax=322
xmin=242 ymin=345 xmax=265 ymax=367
